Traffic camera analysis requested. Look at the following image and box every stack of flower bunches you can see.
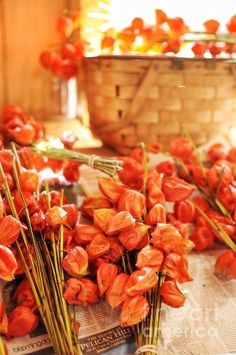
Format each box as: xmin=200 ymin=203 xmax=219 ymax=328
xmin=165 ymin=137 xmax=236 ymax=279
xmin=63 ymin=169 xmax=193 ymax=349
xmin=0 ymin=147 xmax=81 ymax=355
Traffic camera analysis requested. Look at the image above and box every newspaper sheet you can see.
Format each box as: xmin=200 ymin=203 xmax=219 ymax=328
xmin=2 ymin=149 xmax=236 ymax=355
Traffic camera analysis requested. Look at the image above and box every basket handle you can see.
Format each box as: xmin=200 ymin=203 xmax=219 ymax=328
xmin=95 ymin=61 xmax=158 ymax=134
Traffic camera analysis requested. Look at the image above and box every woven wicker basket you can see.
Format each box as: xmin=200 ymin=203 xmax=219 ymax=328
xmin=83 ymin=55 xmax=236 ymax=154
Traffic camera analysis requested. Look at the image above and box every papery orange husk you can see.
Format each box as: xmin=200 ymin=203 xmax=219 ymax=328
xmin=169 ymin=137 xmax=193 ymax=163
xmin=106 ymin=273 xmax=129 ymax=308
xmin=120 ymin=295 xmax=149 ymax=327
xmin=192 ymin=196 xmax=209 ymax=212
xmin=14 ymin=287 xmax=36 ymax=309
xmin=203 ymin=19 xmax=220 ymax=33
xmin=119 ymin=222 xmax=149 ymax=251
xmin=163 ymin=253 xmax=192 ymax=283
xmin=190 ymin=226 xmax=215 ymax=251
xmin=227 ymin=147 xmax=236 ymax=162
xmin=98 ymin=177 xmax=126 ymax=203
xmin=207 ymin=160 xmax=233 ymax=189
xmin=63 ymin=204 xmax=78 ymax=228
xmin=136 ymin=245 xmax=163 ymax=272
xmin=45 ymin=206 xmax=67 ymax=228
xmin=81 ymin=196 xmax=111 ymax=218
xmin=146 ymin=203 xmax=166 ymax=225
xmin=38 ymin=190 xmax=67 ymax=212
xmin=218 ymin=184 xmax=236 ymax=212
xmin=160 ymin=280 xmax=186 ymax=307
xmin=215 ymin=250 xmax=236 ymax=278
xmin=13 ymin=278 xmax=31 ymax=300
xmin=74 ymin=224 xmax=101 ymax=245
xmin=0 ymin=301 xmax=8 ymax=334
xmin=97 ymin=263 xmax=118 ymax=295
xmin=151 ymin=224 xmax=193 ymax=255
xmin=30 ymin=210 xmax=46 ymax=232
xmin=0 ymin=245 xmax=17 ymax=281
xmin=186 ymin=164 xmax=207 ymax=187
xmin=7 ymin=306 xmax=39 ymax=337
xmin=118 ymin=189 xmax=145 ymax=219
xmin=147 ymin=172 xmax=165 ymax=208
xmin=125 ymin=268 xmax=158 ymax=297
xmin=174 ymin=201 xmax=195 ymax=223
xmin=162 ymin=177 xmax=195 ymax=202
xmin=87 ymin=234 xmax=110 ymax=259
xmin=62 ymin=246 xmax=88 ymax=277
xmin=0 ymin=215 xmax=21 ymax=246
xmin=18 ymin=169 xmax=39 ymax=193
xmin=155 ymin=9 xmax=168 ymax=25
xmin=107 ymin=211 xmax=135 ymax=235
xmin=7 ymin=124 xmax=35 ymax=145
xmin=106 ymin=236 xmax=124 ymax=262
xmin=93 ymin=208 xmax=117 ymax=234
xmin=64 ymin=277 xmax=99 ymax=305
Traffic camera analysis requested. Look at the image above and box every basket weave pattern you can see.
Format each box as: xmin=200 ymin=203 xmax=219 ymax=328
xmin=84 ymin=56 xmax=236 ymax=154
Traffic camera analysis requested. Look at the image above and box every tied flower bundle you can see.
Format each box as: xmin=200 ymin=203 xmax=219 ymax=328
xmin=61 ymin=151 xmax=194 ymax=353
xmin=0 ymin=144 xmax=82 ymax=354
xmin=159 ymin=137 xmax=236 ymax=279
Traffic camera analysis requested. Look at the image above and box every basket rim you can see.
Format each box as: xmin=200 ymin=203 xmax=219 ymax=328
xmin=84 ymin=54 xmax=236 ymax=63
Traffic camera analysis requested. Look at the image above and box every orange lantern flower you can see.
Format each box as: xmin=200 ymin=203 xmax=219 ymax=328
xmin=98 ymin=177 xmax=126 ymax=203
xmin=160 ymin=280 xmax=186 ymax=308
xmin=163 ymin=253 xmax=192 ymax=283
xmin=62 ymin=246 xmax=88 ymax=277
xmin=7 ymin=306 xmax=39 ymax=337
xmin=169 ymin=137 xmax=193 ymax=162
xmin=203 ymin=19 xmax=220 ymax=33
xmin=215 ymin=250 xmax=236 ymax=278
xmin=0 ymin=301 xmax=8 ymax=334
xmin=207 ymin=160 xmax=233 ymax=189
xmin=147 ymin=203 xmax=166 ymax=225
xmin=81 ymin=196 xmax=111 ymax=218
xmin=107 ymin=211 xmax=135 ymax=235
xmin=74 ymin=224 xmax=101 ymax=245
xmin=155 ymin=9 xmax=168 ymax=25
xmin=174 ymin=201 xmax=196 ymax=223
xmin=45 ymin=206 xmax=67 ymax=228
xmin=120 ymin=295 xmax=149 ymax=327
xmin=64 ymin=277 xmax=99 ymax=306
xmin=156 ymin=160 xmax=175 ymax=176
xmin=93 ymin=208 xmax=117 ymax=234
xmin=136 ymin=245 xmax=163 ymax=272
xmin=0 ymin=215 xmax=20 ymax=246
xmin=118 ymin=189 xmax=145 ymax=219
xmin=87 ymin=234 xmax=110 ymax=259
xmin=106 ymin=273 xmax=129 ymax=308
xmin=162 ymin=176 xmax=195 ymax=202
xmin=190 ymin=226 xmax=215 ymax=251
xmin=125 ymin=268 xmax=158 ymax=297
xmin=106 ymin=236 xmax=124 ymax=262
xmin=0 ymin=245 xmax=17 ymax=281
xmin=97 ymin=263 xmax=118 ymax=295
xmin=119 ymin=222 xmax=149 ymax=251
xmin=117 ymin=157 xmax=143 ymax=190
xmin=62 ymin=204 xmax=78 ymax=229
xmin=19 ymin=169 xmax=39 ymax=193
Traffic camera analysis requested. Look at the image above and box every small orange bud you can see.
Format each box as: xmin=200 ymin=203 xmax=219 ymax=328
xmin=7 ymin=306 xmax=39 ymax=337
xmin=125 ymin=268 xmax=158 ymax=297
xmin=0 ymin=301 xmax=8 ymax=334
xmin=136 ymin=245 xmax=163 ymax=272
xmin=64 ymin=277 xmax=99 ymax=305
xmin=87 ymin=234 xmax=110 ymax=259
xmin=97 ymin=263 xmax=118 ymax=295
xmin=94 ymin=208 xmax=117 ymax=233
xmin=107 ymin=211 xmax=135 ymax=235
xmin=106 ymin=273 xmax=129 ymax=308
xmin=118 ymin=189 xmax=145 ymax=219
xmin=62 ymin=246 xmax=88 ymax=277
xmin=160 ymin=280 xmax=186 ymax=307
xmin=0 ymin=245 xmax=17 ymax=281
xmin=119 ymin=222 xmax=149 ymax=251
xmin=98 ymin=177 xmax=126 ymax=203
xmin=45 ymin=206 xmax=67 ymax=228
xmin=120 ymin=295 xmax=149 ymax=327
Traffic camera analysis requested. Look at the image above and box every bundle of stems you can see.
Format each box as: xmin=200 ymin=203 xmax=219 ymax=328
xmin=0 ymin=336 xmax=6 ymax=355
xmin=31 ymin=140 xmax=122 ymax=176
xmin=0 ymin=144 xmax=81 ymax=355
xmin=184 ymin=31 xmax=236 ymax=44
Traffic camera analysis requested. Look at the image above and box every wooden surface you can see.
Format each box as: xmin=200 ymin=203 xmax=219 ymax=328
xmin=0 ymin=0 xmax=79 ymax=116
